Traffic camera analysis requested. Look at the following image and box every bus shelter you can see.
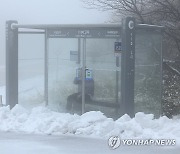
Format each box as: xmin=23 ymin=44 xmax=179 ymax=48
xmin=6 ymin=17 xmax=163 ymax=118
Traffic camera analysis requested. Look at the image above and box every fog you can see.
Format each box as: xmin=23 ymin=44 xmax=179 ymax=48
xmin=0 ymin=0 xmax=110 ymax=66
xmin=0 ymin=0 xmax=111 ymax=86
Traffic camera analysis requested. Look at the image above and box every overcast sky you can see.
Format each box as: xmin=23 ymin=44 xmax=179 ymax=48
xmin=0 ymin=0 xmax=111 ymax=66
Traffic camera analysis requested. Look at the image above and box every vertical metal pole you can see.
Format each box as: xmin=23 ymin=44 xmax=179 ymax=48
xmin=121 ymin=17 xmax=135 ymax=117
xmin=115 ymin=56 xmax=120 ymax=116
xmin=77 ymin=38 xmax=81 ymax=93
xmin=77 ymin=38 xmax=81 ymax=64
xmin=6 ymin=21 xmax=18 ymax=109
xmin=0 ymin=95 xmax=3 ymax=107
xmin=160 ymin=32 xmax=163 ymax=116
xmin=44 ymin=29 xmax=48 ymax=106
xmin=82 ymin=38 xmax=86 ymax=114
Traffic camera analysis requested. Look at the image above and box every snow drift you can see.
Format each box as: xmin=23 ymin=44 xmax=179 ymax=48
xmin=0 ymin=105 xmax=180 ymax=143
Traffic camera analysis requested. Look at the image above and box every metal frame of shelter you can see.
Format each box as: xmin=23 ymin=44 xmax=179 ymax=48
xmin=6 ymin=17 xmax=163 ymax=117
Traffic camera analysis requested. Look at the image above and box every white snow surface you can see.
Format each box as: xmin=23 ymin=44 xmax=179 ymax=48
xmin=0 ymin=104 xmax=180 ymax=144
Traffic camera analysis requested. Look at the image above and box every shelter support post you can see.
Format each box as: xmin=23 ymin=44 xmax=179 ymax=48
xmin=44 ymin=29 xmax=49 ymax=106
xmin=6 ymin=21 xmax=18 ymax=109
xmin=121 ymin=17 xmax=135 ymax=117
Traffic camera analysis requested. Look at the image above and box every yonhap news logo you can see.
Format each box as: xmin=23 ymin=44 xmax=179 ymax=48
xmin=108 ymin=136 xmax=176 ymax=149
xmin=108 ymin=136 xmax=121 ymax=149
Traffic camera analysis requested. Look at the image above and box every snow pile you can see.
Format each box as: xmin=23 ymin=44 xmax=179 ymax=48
xmin=0 ymin=105 xmax=180 ymax=142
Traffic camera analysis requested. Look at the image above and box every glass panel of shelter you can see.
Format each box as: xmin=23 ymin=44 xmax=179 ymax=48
xmin=85 ymin=38 xmax=121 ymax=118
xmin=47 ymin=35 xmax=121 ymax=118
xmin=135 ymin=29 xmax=162 ymax=117
xmin=48 ymin=38 xmax=80 ymax=112
xmin=18 ymin=34 xmax=45 ymax=109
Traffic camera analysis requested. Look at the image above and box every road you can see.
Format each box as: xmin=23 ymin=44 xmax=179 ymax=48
xmin=0 ymin=132 xmax=179 ymax=154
